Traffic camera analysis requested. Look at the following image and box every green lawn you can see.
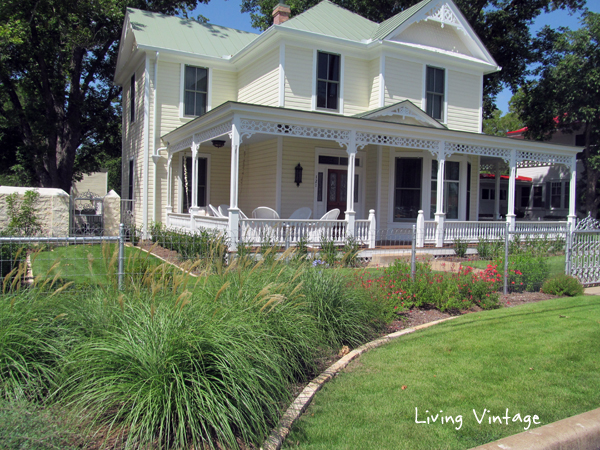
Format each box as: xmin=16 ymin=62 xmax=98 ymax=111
xmin=31 ymin=244 xmax=162 ymax=285
xmin=285 ymin=296 xmax=600 ymax=450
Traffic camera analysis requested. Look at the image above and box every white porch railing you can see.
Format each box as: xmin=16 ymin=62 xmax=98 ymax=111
xmin=424 ymin=221 xmax=437 ymax=242
xmin=166 ymin=213 xmax=192 ymax=231
xmin=240 ymin=219 xmax=349 ymax=246
xmin=444 ymin=221 xmax=506 ymax=242
xmin=515 ymin=221 xmax=568 ymax=234
xmin=167 ymin=213 xmax=228 ymax=233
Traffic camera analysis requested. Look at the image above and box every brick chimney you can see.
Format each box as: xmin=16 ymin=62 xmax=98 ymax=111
xmin=273 ymin=3 xmax=291 ymax=25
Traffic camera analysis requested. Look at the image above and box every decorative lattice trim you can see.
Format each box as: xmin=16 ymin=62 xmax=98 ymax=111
xmin=516 ymin=151 xmax=573 ymax=167
xmin=444 ymin=142 xmax=511 ymax=162
xmin=170 ymin=136 xmax=193 ymax=154
xmin=576 ymin=213 xmax=600 ymax=231
xmin=195 ymin=121 xmax=232 ymax=144
xmin=356 ymin=132 xmax=439 ymax=151
xmin=423 ymin=3 xmax=466 ymax=35
xmin=239 ymin=119 xmax=351 ymax=146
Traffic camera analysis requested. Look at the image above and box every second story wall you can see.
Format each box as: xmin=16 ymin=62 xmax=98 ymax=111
xmin=344 ymin=55 xmax=371 ymax=116
xmin=284 ymin=45 xmax=313 ymax=110
xmin=384 ymin=56 xmax=422 ymax=107
xmin=238 ymin=48 xmax=279 ymax=106
xmin=447 ymin=69 xmax=481 ymax=133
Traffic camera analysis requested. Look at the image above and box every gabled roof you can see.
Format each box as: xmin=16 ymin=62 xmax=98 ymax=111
xmin=354 ymin=100 xmax=446 ymax=129
xmin=126 ymin=8 xmax=258 ymax=57
xmin=371 ymin=0 xmax=436 ymax=41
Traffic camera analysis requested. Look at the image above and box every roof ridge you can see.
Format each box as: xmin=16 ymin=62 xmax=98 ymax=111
xmin=371 ymin=0 xmax=438 ymax=40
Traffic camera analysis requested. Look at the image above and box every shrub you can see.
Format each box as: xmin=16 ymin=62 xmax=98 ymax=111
xmin=477 ymin=238 xmax=502 ymax=260
xmin=454 ymin=238 xmax=468 ymax=258
xmin=5 ymin=190 xmax=42 ymax=236
xmin=502 ymin=252 xmax=549 ymax=292
xmin=319 ymin=236 xmax=338 ymax=266
xmin=341 ymin=236 xmax=361 ymax=267
xmin=542 ymin=274 xmax=584 ymax=297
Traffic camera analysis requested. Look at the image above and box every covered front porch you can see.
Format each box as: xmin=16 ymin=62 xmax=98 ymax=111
xmin=158 ymin=102 xmax=579 ymax=250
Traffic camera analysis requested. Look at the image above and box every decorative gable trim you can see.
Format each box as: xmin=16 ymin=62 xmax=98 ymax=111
xmin=359 ymin=101 xmax=446 ymax=128
xmin=422 ymin=3 xmax=466 ymax=35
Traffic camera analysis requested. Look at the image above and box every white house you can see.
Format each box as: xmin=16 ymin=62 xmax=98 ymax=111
xmin=114 ymin=0 xmax=581 ymax=248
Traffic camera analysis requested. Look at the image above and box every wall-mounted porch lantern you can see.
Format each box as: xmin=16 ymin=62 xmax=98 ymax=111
xmin=211 ymin=140 xmax=225 ymax=148
xmin=295 ymin=163 xmax=303 ymax=187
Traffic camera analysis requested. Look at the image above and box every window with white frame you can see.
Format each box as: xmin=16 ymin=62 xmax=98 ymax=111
xmin=533 ymin=185 xmax=544 ymax=208
xmin=550 ymin=181 xmax=562 ymax=208
xmin=431 ymin=160 xmax=459 ymax=219
xmin=426 ymin=66 xmax=444 ymax=121
xmin=316 ymin=52 xmax=340 ymax=111
xmin=394 ymin=158 xmax=422 ymax=221
xmin=181 ymin=157 xmax=208 ymax=213
xmin=184 ymin=65 xmax=208 ymax=117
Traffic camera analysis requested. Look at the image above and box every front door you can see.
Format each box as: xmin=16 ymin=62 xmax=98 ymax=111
xmin=327 ymin=169 xmax=347 ymax=213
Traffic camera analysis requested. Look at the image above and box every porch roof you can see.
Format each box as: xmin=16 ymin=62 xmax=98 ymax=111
xmin=161 ymin=101 xmax=581 ymax=168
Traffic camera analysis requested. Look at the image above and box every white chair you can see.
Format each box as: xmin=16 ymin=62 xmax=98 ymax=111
xmin=208 ymin=204 xmax=222 ymax=217
xmin=309 ymin=209 xmax=341 ymax=244
xmin=319 ymin=208 xmax=340 ymax=221
xmin=288 ymin=207 xmax=312 ymax=220
xmin=252 ymin=206 xmax=280 ymax=219
xmin=218 ymin=204 xmax=230 ymax=217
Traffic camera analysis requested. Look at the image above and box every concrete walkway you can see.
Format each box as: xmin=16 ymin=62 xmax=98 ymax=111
xmin=584 ymin=286 xmax=600 ymax=296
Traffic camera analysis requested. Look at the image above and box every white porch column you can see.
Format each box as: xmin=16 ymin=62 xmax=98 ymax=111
xmin=435 ymin=143 xmax=446 ymax=248
xmin=190 ymin=141 xmax=200 ymax=215
xmin=506 ymin=149 xmax=517 ymax=231
xmin=416 ymin=209 xmax=424 ymax=248
xmin=568 ymin=156 xmax=577 ymax=228
xmin=345 ymin=132 xmax=357 ymax=237
xmin=228 ymin=119 xmax=241 ymax=250
xmin=494 ymin=162 xmax=501 ymax=219
xmin=166 ymin=153 xmax=173 ymax=214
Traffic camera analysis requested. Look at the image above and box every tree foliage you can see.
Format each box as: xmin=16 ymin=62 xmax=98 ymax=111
xmin=514 ymin=11 xmax=600 ymax=218
xmin=0 ymin=0 xmax=206 ymax=192
xmin=241 ymin=0 xmax=584 ymax=116
xmin=482 ymin=92 xmax=525 ymax=137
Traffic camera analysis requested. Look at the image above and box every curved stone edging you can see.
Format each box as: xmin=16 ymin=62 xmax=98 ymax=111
xmin=260 ymin=316 xmax=459 ymax=450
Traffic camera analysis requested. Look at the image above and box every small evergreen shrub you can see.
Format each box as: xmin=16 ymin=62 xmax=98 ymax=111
xmin=454 ymin=237 xmax=468 ymax=258
xmin=542 ymin=274 xmax=584 ymax=297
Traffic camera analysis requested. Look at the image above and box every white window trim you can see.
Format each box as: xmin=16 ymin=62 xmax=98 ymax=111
xmin=422 ymin=64 xmax=447 ymax=124
xmin=177 ymin=152 xmax=211 ymax=213
xmin=130 ymin=72 xmax=136 ymax=123
xmin=313 ymin=147 xmax=365 ymax=219
xmin=312 ymin=50 xmax=344 ymax=115
xmin=179 ymin=64 xmax=212 ymax=119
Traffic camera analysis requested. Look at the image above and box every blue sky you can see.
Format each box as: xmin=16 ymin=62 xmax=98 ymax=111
xmin=192 ymin=0 xmax=599 ymax=114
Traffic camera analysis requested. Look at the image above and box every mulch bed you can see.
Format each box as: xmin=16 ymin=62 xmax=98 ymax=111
xmin=387 ymin=291 xmax=558 ymax=332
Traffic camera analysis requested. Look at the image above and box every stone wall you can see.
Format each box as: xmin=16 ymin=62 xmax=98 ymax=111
xmin=103 ymin=190 xmax=121 ymax=236
xmin=0 ymin=187 xmax=70 ymax=236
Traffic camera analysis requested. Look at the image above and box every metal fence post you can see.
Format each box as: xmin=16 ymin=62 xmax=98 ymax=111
xmin=411 ymin=225 xmax=416 ymax=281
xmin=565 ymin=222 xmax=571 ymax=276
xmin=118 ymin=223 xmax=125 ymax=290
xmin=504 ymin=222 xmax=509 ymax=295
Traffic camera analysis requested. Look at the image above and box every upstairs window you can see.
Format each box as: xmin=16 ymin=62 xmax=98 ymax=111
xmin=426 ymin=66 xmax=444 ymax=121
xmin=130 ymin=74 xmax=135 ymax=123
xmin=184 ymin=65 xmax=208 ymax=117
xmin=316 ymin=52 xmax=340 ymax=111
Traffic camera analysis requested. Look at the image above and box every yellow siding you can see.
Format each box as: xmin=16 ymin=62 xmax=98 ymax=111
xmin=393 ymin=21 xmax=472 ymax=57
xmin=239 ymin=140 xmax=278 ymax=214
xmin=238 ymin=48 xmax=279 ymax=106
xmin=447 ymin=70 xmax=481 ymax=133
xmin=369 ymin=58 xmax=380 ymax=110
xmin=157 ymin=60 xmax=189 ymax=137
xmin=284 ymin=45 xmax=312 ymax=111
xmin=384 ymin=57 xmax=422 ymax=106
xmin=280 ymin=138 xmax=325 ymax=218
xmin=365 ymin=146 xmax=377 ymax=213
xmin=343 ymin=56 xmax=370 ymax=116
xmin=207 ymin=147 xmax=231 ymax=207
xmin=212 ymin=69 xmax=237 ymax=108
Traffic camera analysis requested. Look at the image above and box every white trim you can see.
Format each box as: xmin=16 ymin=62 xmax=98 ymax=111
xmin=279 ymin=42 xmax=285 ymax=107
xmin=313 ymin=147 xmax=366 ymax=219
xmin=311 ymin=49 xmax=317 ymax=111
xmin=421 ymin=63 xmax=426 ymax=112
xmin=179 ymin=63 xmax=185 ymax=118
xmin=276 ymin=137 xmax=283 ymax=214
xmin=177 ymin=151 xmax=212 ymax=213
xmin=478 ymin=76 xmax=483 ymax=133
xmin=143 ymin=55 xmax=150 ymax=235
xmin=152 ymin=52 xmax=159 ymax=223
xmin=376 ymin=145 xmax=382 ymax=224
xmin=207 ymin=67 xmax=213 ymax=112
xmin=379 ymin=56 xmax=386 ymax=108
xmin=339 ymin=54 xmax=345 ymax=115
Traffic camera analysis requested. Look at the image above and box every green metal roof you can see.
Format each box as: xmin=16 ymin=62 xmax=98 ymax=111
xmin=278 ymin=1 xmax=378 ymax=41
xmin=127 ymin=8 xmax=259 ymax=57
xmin=371 ymin=0 xmax=436 ymax=40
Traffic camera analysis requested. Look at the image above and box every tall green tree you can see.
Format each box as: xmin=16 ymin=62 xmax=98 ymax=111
xmin=241 ymin=0 xmax=584 ymax=116
xmin=0 ymin=0 xmax=205 ymax=192
xmin=483 ymin=91 xmax=525 ymax=137
xmin=514 ymin=11 xmax=600 ymax=218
